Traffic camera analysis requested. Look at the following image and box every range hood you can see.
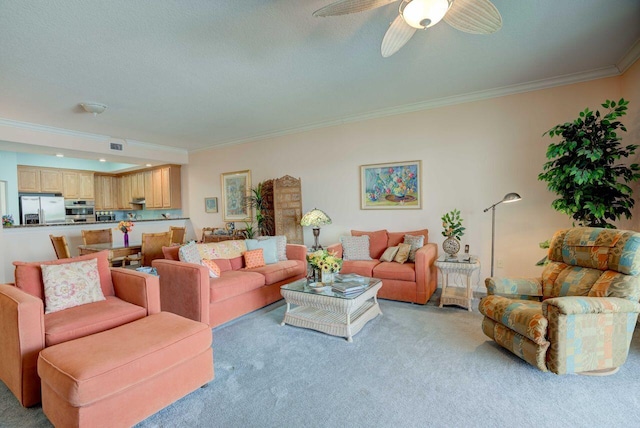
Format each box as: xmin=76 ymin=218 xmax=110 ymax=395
xmin=130 ymin=198 xmax=146 ymax=206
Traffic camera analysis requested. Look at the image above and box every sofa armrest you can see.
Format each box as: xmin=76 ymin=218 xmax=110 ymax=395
xmin=326 ymin=243 xmax=343 ymax=258
xmin=110 ymin=268 xmax=161 ymax=315
xmin=152 ymin=259 xmax=210 ymax=326
xmin=286 ymin=244 xmax=307 ymax=262
xmin=0 ymin=284 xmax=45 ymax=407
xmin=485 ymin=277 xmax=542 ymax=300
xmin=543 ymin=296 xmax=640 ymax=316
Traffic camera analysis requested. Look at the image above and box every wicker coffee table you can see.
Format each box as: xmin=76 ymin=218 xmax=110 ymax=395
xmin=280 ymin=277 xmax=382 ymax=342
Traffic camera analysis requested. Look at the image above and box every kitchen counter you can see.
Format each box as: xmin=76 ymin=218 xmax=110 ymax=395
xmin=4 ymin=217 xmax=190 ymax=228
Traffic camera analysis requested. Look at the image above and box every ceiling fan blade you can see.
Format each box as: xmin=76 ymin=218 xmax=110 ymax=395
xmin=381 ymin=14 xmax=417 ymax=58
xmin=313 ymin=0 xmax=398 ymax=17
xmin=444 ymin=0 xmax=502 ymax=34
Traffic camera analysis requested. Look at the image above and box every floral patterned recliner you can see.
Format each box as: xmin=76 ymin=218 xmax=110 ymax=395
xmin=479 ymin=227 xmax=640 ymax=375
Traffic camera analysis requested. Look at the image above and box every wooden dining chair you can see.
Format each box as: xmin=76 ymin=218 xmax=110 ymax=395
xmin=169 ymin=226 xmax=186 ymax=245
xmin=81 ymin=228 xmax=113 ymax=245
xmin=141 ymin=231 xmax=173 ymax=267
xmin=49 ymin=234 xmax=71 ymax=259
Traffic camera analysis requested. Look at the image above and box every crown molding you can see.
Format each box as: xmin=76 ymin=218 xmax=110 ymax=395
xmin=617 ymin=38 xmax=640 ymax=73
xmin=192 ymin=66 xmax=622 ymax=152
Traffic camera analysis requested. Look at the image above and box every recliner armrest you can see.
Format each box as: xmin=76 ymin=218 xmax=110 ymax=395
xmin=543 ymin=296 xmax=640 ymax=316
xmin=485 ymin=277 xmax=542 ymax=300
xmin=110 ymin=268 xmax=161 ymax=315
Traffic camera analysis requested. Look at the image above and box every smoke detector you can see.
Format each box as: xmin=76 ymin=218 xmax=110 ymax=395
xmin=80 ymin=102 xmax=107 ymax=116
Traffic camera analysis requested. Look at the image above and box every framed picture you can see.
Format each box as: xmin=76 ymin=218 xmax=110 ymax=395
xmin=204 ymin=197 xmax=218 ymax=213
xmin=221 ymin=170 xmax=252 ymax=222
xmin=360 ymin=160 xmax=422 ymax=209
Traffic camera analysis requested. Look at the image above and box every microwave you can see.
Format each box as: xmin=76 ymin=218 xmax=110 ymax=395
xmin=65 ymin=200 xmax=95 ymax=222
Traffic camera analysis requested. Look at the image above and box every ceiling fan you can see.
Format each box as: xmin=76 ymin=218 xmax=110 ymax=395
xmin=313 ymin=0 xmax=502 ymax=57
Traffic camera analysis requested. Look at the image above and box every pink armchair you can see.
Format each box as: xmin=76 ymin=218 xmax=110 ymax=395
xmin=0 ymin=251 xmax=160 ymax=407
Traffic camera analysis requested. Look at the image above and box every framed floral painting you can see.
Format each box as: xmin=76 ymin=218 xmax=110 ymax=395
xmin=360 ymin=160 xmax=421 ymax=209
xmin=221 ymin=170 xmax=251 ymax=221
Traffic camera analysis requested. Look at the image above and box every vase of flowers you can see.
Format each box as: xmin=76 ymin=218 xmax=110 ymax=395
xmin=2 ymin=214 xmax=14 ymax=227
xmin=116 ymin=220 xmax=134 ymax=247
xmin=441 ymin=209 xmax=465 ymax=257
xmin=307 ymin=249 xmax=343 ymax=284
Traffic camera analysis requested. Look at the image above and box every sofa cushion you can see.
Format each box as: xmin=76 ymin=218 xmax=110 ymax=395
xmin=403 ymin=234 xmax=424 ymax=262
xmin=44 ymin=296 xmax=146 ymax=347
xmin=41 ymin=258 xmax=106 ymax=314
xmin=246 ymin=238 xmax=278 ymax=264
xmin=388 ymin=229 xmax=429 ymax=247
xmin=373 ymin=261 xmax=416 ymax=282
xmin=162 ymin=245 xmax=180 ymax=261
xmin=478 ymin=296 xmax=548 ymax=346
xmin=210 ymin=271 xmax=266 ymax=302
xmin=380 ymin=246 xmax=399 ymax=262
xmin=351 ymin=230 xmax=388 ymax=259
xmin=14 ymin=251 xmax=114 ymax=300
xmin=245 ymin=260 xmax=306 ymax=285
xmin=340 ymin=260 xmax=381 ymax=277
xmin=229 ymin=256 xmax=245 ymax=270
xmin=212 ymin=258 xmax=233 ymax=272
xmin=340 ymin=235 xmax=373 ymax=261
xmin=257 ymin=235 xmax=288 ymax=261
xmin=394 ymin=243 xmax=411 ymax=264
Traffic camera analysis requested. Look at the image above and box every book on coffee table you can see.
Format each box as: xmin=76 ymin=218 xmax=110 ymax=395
xmin=334 ymin=273 xmax=367 ymax=283
xmin=331 ymin=282 xmax=366 ymax=294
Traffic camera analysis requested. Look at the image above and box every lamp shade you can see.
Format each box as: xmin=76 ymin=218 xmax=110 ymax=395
xmin=502 ymin=192 xmax=522 ymax=203
xmin=300 ymin=209 xmax=332 ymax=227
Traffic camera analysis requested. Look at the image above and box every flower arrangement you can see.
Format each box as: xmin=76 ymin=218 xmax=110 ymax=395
xmin=307 ymin=249 xmax=343 ymax=273
xmin=2 ymin=214 xmax=14 ymax=227
xmin=116 ymin=220 xmax=134 ymax=233
xmin=441 ymin=209 xmax=465 ymax=240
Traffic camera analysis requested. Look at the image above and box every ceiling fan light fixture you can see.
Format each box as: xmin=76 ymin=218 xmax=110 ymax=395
xmin=80 ymin=102 xmax=107 ymax=116
xmin=400 ymin=0 xmax=451 ymax=29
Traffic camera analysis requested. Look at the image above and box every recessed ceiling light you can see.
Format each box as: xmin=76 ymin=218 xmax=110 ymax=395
xmin=146 ymin=164 xmax=152 ymax=167
xmin=80 ymin=102 xmax=107 ymax=116
xmin=55 ymin=153 xmax=64 ymax=158
xmin=99 ymin=158 xmax=106 ymax=162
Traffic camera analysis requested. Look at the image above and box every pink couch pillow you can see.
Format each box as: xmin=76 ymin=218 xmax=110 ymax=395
xmin=351 ymin=229 xmax=388 ymax=259
xmin=161 ymin=245 xmax=181 ymax=261
xmin=13 ymin=250 xmax=115 ymax=300
xmin=388 ymin=229 xmax=429 ymax=247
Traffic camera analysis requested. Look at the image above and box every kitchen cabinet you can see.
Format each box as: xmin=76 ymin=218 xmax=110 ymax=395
xmin=151 ymin=169 xmax=163 ymax=208
xmin=119 ymin=174 xmax=132 ymax=210
xmin=161 ymin=166 xmax=181 ymax=209
xmin=17 ymin=166 xmax=63 ymax=194
xmin=131 ymin=172 xmax=144 ymax=199
xmin=144 ymin=170 xmax=154 ymax=208
xmin=95 ymin=175 xmax=119 ymax=210
xmin=63 ymin=171 xmax=95 ymax=199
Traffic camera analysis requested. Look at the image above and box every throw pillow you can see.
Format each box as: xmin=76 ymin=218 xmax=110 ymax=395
xmin=257 ymin=235 xmax=288 ymax=261
xmin=403 ymin=234 xmax=425 ymax=262
xmin=179 ymin=241 xmax=201 ymax=264
xmin=201 ymin=259 xmax=221 ymax=278
xmin=340 ymin=235 xmax=373 ymax=261
xmin=380 ymin=246 xmax=399 ymax=262
xmin=245 ymin=238 xmax=278 ymax=264
xmin=351 ymin=230 xmax=388 ymax=259
xmin=394 ymin=243 xmax=412 ymax=264
xmin=41 ymin=258 xmax=106 ymax=314
xmin=244 ymin=249 xmax=265 ymax=269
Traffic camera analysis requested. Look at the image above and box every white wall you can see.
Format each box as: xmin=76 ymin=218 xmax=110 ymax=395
xmin=185 ymin=71 xmax=637 ymax=283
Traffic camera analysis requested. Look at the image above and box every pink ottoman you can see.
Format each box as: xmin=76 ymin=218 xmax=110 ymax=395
xmin=37 ymin=312 xmax=213 ymax=427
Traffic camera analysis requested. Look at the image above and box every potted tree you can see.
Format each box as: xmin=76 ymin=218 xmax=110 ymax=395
xmin=245 ymin=182 xmax=272 ymax=236
xmin=538 ymin=98 xmax=640 ymax=228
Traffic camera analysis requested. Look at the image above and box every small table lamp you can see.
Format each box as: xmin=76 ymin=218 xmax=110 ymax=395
xmin=300 ymin=208 xmax=332 ymax=251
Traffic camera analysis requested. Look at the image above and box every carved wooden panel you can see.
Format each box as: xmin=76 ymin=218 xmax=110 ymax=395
xmin=262 ymin=175 xmax=303 ymax=244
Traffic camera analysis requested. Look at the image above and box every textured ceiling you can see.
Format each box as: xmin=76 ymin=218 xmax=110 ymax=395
xmin=0 ymin=0 xmax=639 ymax=153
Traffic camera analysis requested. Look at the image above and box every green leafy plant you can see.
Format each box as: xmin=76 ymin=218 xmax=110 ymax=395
xmin=245 ymin=182 xmax=272 ymax=236
xmin=242 ymin=222 xmax=255 ymax=239
xmin=441 ymin=209 xmax=465 ymax=240
xmin=538 ymin=98 xmax=640 ymax=228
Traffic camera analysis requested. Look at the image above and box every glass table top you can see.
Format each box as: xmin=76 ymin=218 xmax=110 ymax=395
xmin=282 ymin=275 xmax=380 ymax=300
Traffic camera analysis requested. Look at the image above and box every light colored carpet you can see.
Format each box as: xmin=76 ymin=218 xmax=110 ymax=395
xmin=2 ymin=292 xmax=640 ymax=427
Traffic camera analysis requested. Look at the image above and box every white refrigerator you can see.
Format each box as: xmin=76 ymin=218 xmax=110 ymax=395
xmin=19 ymin=196 xmax=66 ymax=225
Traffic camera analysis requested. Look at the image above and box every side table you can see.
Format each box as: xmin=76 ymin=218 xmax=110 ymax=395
xmin=435 ymin=256 xmax=480 ymax=311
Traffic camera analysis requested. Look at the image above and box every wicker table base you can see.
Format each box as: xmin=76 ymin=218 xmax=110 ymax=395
xmin=280 ymin=279 xmax=382 ymax=342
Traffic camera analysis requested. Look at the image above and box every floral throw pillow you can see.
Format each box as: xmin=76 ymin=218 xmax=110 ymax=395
xmin=403 ymin=234 xmax=425 ymax=262
xmin=179 ymin=241 xmax=202 ymax=264
xmin=244 ymin=249 xmax=265 ymax=269
xmin=201 ymin=259 xmax=221 ymax=278
xmin=340 ymin=235 xmax=373 ymax=261
xmin=41 ymin=258 xmax=106 ymax=314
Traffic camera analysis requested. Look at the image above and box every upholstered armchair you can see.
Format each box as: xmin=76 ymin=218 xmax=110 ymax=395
xmin=0 ymin=251 xmax=160 ymax=407
xmin=479 ymin=227 xmax=640 ymax=375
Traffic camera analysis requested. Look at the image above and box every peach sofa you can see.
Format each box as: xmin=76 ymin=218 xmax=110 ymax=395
xmin=152 ymin=240 xmax=307 ymax=327
xmin=0 ymin=251 xmax=160 ymax=407
xmin=327 ymin=229 xmax=438 ymax=304
xmin=38 ymin=312 xmax=213 ymax=427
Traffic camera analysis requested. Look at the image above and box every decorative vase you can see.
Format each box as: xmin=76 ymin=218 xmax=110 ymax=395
xmin=442 ymin=236 xmax=460 ymax=258
xmin=123 ymin=232 xmax=129 ymax=247
xmin=321 ymin=271 xmax=335 ymax=284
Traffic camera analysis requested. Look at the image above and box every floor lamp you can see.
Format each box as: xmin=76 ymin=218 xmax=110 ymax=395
xmin=483 ymin=192 xmax=522 ymax=277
